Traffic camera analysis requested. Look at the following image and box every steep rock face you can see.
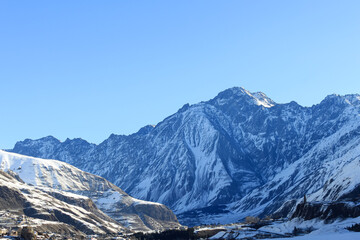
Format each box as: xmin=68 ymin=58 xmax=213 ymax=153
xmin=0 ymin=150 xmax=180 ymax=231
xmin=291 ymin=201 xmax=360 ymax=221
xmin=0 ymin=183 xmax=27 ymax=210
xmin=270 ymin=151 xmax=360 ymax=220
xmin=10 ymin=87 xmax=360 ymax=224
xmin=230 ymin=118 xmax=360 ymax=217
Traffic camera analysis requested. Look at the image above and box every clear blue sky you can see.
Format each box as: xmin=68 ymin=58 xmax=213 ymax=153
xmin=1 ymin=1 xmax=360 ymax=149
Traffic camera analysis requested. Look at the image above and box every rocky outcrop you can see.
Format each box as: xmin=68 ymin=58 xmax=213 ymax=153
xmin=0 ymin=172 xmax=27 ymax=211
xmin=291 ymin=201 xmax=360 ymax=221
xmin=0 ymin=185 xmax=26 ymax=211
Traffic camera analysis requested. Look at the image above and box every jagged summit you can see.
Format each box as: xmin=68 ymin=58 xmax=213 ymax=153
xmin=136 ymin=124 xmax=156 ymax=135
xmin=209 ymin=87 xmax=276 ymax=108
xmin=22 ymin=135 xmax=60 ymax=144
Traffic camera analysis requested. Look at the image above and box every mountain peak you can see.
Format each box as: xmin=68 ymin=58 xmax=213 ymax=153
xmin=222 ymin=87 xmax=250 ymax=96
xmin=321 ymin=93 xmax=360 ymax=107
xmin=211 ymin=87 xmax=276 ymax=108
xmin=137 ymin=125 xmax=156 ymax=135
xmin=21 ymin=135 xmax=60 ymax=145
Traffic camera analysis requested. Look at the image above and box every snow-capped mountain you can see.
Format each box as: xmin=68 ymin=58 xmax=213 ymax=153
xmin=10 ymin=87 xmax=360 ymax=225
xmin=0 ymin=150 xmax=180 ymax=232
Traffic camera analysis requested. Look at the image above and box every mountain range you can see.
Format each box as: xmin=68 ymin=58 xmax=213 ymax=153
xmin=9 ymin=87 xmax=360 ymax=225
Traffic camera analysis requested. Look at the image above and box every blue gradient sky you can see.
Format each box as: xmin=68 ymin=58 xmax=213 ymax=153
xmin=1 ymin=1 xmax=360 ymax=149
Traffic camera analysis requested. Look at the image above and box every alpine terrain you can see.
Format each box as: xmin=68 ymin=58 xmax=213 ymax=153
xmin=9 ymin=87 xmax=360 ymax=225
xmin=0 ymin=150 xmax=180 ymax=235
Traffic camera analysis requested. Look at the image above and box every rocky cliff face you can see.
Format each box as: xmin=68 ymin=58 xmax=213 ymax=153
xmin=10 ymin=87 xmax=360 ymax=225
xmin=291 ymin=201 xmax=360 ymax=222
xmin=0 ymin=150 xmax=180 ymax=231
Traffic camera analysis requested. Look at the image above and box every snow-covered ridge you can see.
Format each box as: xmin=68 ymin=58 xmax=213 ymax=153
xmin=0 ymin=149 xmax=104 ymax=191
xmin=0 ymin=150 xmax=180 ymax=231
xmin=0 ymin=169 xmax=125 ymax=235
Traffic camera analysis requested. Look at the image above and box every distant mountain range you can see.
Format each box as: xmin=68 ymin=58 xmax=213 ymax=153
xmin=9 ymin=87 xmax=360 ymax=225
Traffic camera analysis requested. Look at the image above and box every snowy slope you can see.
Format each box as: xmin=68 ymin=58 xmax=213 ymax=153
xmin=0 ymin=169 xmax=124 ymax=235
xmin=10 ymin=87 xmax=360 ymax=225
xmin=0 ymin=150 xmax=180 ymax=231
xmin=260 ymin=217 xmax=360 ymax=240
xmin=229 ymin=106 xmax=360 ymax=219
